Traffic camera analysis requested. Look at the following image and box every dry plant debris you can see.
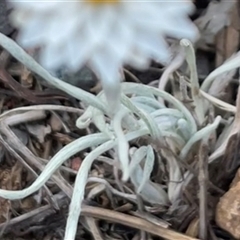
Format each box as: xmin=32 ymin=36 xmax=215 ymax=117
xmin=0 ymin=1 xmax=239 ymax=240
xmin=214 ymin=0 xmax=240 ymax=67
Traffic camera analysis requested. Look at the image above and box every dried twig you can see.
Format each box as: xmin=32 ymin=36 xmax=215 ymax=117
xmin=181 ymin=39 xmax=204 ymax=125
xmin=0 ymin=192 xmax=199 ymax=240
xmin=198 ymin=141 xmax=209 ymax=240
xmin=0 ymin=104 xmax=83 ymax=119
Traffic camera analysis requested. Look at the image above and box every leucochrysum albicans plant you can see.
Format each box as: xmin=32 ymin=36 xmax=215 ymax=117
xmin=0 ymin=32 xmax=224 ymax=240
xmin=0 ymin=1 xmax=227 ymax=240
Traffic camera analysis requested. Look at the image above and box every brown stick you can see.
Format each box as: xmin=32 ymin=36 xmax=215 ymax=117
xmin=0 ymin=192 xmax=199 ymax=240
xmin=82 ymin=205 xmax=199 ymax=240
xmin=198 ymin=142 xmax=209 ymax=240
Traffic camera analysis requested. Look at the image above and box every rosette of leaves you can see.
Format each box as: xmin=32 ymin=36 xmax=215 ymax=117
xmin=0 ymin=34 xmax=223 ymax=240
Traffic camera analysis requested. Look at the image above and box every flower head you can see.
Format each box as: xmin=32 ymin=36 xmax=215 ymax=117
xmin=9 ymin=0 xmax=198 ymax=109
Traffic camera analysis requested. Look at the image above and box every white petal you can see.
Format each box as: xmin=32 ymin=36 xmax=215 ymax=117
xmin=40 ymin=43 xmax=66 ymax=70
xmin=17 ymin=16 xmax=46 ymax=47
xmin=11 ymin=0 xmax=198 ymax=89
xmin=133 ymin=31 xmax=170 ymax=64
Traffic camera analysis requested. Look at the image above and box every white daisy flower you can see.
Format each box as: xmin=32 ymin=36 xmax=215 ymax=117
xmin=9 ymin=0 xmax=198 ymax=108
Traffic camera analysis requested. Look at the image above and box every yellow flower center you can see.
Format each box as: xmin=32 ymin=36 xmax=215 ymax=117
xmin=85 ymin=0 xmax=119 ymax=5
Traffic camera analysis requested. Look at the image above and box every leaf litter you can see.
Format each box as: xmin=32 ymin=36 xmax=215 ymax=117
xmin=0 ymin=1 xmax=240 ymax=240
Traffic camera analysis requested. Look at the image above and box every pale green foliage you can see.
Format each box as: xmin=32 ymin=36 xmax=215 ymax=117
xmin=0 ymin=33 xmax=236 ymax=240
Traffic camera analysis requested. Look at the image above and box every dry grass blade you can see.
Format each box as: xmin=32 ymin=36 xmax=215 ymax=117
xmin=183 ymin=77 xmax=236 ymax=113
xmin=0 ymin=105 xmax=83 ymax=119
xmin=200 ymin=90 xmax=236 ymax=113
xmin=123 ymin=68 xmax=141 ymax=83
xmin=81 ymin=205 xmax=199 ymax=240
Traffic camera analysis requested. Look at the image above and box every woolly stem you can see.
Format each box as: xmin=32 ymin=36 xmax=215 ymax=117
xmin=180 ymin=39 xmax=204 ymax=125
xmin=64 ymin=128 xmax=149 ymax=240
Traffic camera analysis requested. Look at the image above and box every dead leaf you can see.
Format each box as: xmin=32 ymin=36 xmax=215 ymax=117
xmin=215 ymin=0 xmax=240 ymax=67
xmin=20 ymin=65 xmax=33 ymax=88
xmin=26 ymin=123 xmax=51 ymax=143
xmin=20 ymin=197 xmax=37 ymax=213
xmin=49 ymin=114 xmax=62 ymax=132
xmin=195 ymin=0 xmax=236 ymax=49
